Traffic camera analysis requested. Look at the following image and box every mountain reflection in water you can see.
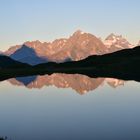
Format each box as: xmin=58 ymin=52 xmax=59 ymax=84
xmin=7 ymin=74 xmax=125 ymax=94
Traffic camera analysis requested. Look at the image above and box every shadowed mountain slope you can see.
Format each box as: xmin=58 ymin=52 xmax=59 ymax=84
xmin=4 ymin=31 xmax=107 ymax=63
xmin=10 ymin=45 xmax=48 ymax=65
xmin=0 ymin=54 xmax=30 ymax=68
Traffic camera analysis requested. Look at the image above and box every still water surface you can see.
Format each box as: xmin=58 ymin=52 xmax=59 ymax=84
xmin=0 ymin=74 xmax=140 ymax=140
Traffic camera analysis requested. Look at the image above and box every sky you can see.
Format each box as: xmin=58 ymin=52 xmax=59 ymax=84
xmin=0 ymin=0 xmax=140 ymax=51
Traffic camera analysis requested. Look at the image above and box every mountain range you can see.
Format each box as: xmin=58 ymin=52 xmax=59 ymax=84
xmin=0 ymin=45 xmax=140 ymax=82
xmin=1 ymin=30 xmax=138 ymax=65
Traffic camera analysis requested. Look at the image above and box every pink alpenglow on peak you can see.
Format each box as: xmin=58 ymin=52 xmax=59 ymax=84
xmin=104 ymin=33 xmax=134 ymax=52
xmin=1 ymin=30 xmax=137 ymax=65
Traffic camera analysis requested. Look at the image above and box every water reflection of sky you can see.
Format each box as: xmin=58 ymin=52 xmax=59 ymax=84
xmin=0 ymin=79 xmax=140 ymax=140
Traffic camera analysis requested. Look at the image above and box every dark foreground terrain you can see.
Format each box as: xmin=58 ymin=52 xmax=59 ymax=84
xmin=0 ymin=46 xmax=140 ymax=82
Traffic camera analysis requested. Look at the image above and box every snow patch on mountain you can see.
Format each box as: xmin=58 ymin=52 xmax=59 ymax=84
xmin=104 ymin=33 xmax=134 ymax=52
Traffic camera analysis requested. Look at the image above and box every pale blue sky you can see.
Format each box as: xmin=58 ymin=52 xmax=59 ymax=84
xmin=0 ymin=0 xmax=140 ymax=50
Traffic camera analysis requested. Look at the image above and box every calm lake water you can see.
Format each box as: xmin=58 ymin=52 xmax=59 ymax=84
xmin=0 ymin=74 xmax=140 ymax=140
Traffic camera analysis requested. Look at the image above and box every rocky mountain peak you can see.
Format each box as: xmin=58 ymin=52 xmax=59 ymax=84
xmin=105 ymin=33 xmax=122 ymax=40
xmin=72 ymin=30 xmax=85 ymax=36
xmin=104 ymin=33 xmax=133 ymax=52
xmin=23 ymin=40 xmax=43 ymax=49
xmin=2 ymin=30 xmax=137 ymax=65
